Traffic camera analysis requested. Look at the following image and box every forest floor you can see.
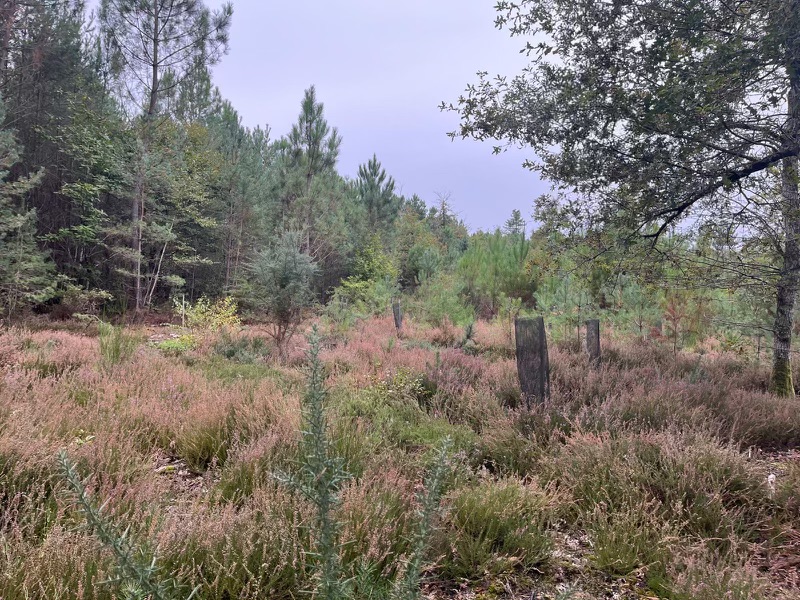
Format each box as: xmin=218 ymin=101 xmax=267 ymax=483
xmin=1 ymin=315 xmax=799 ymax=599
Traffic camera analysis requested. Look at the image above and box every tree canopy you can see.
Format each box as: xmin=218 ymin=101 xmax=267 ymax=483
xmin=448 ymin=0 xmax=800 ymax=395
xmin=449 ymin=0 xmax=799 ymax=237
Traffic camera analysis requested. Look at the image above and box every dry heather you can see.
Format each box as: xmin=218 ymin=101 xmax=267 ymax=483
xmin=0 ymin=316 xmax=798 ymax=599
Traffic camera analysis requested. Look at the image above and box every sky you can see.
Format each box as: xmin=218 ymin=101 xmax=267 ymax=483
xmin=208 ymin=0 xmax=548 ymax=232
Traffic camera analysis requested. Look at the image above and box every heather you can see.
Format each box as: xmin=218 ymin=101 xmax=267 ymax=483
xmin=0 ymin=315 xmax=797 ymax=600
xmin=2 ymin=0 xmax=800 ymax=597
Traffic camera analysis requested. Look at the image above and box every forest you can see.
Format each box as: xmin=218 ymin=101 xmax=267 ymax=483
xmin=1 ymin=0 xmax=799 ymax=599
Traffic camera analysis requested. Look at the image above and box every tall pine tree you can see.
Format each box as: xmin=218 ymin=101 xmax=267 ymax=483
xmin=99 ymin=0 xmax=232 ymax=310
xmin=0 ymin=96 xmax=52 ymax=318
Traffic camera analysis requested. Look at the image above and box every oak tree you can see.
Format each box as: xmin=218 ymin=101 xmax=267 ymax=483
xmin=448 ymin=0 xmax=800 ymax=395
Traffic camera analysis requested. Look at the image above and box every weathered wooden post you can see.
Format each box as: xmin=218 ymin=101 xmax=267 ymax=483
xmin=514 ymin=316 xmax=550 ymax=408
xmin=392 ymin=299 xmax=403 ymax=334
xmin=585 ymin=319 xmax=601 ymax=365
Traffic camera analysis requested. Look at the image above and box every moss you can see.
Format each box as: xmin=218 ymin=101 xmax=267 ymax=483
xmin=769 ymin=357 xmax=795 ymax=398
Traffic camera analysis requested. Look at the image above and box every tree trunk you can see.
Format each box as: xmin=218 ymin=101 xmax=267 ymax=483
xmin=132 ymin=155 xmax=144 ymax=311
xmin=131 ymin=3 xmax=160 ymax=312
xmin=771 ymin=156 xmax=800 ymax=397
xmin=148 ymin=5 xmax=160 ymax=118
xmin=224 ymin=188 xmax=236 ymax=292
xmin=770 ymin=19 xmax=800 ymax=396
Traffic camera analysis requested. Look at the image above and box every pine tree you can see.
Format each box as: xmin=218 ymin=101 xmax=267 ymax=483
xmin=356 ymin=154 xmax=398 ymax=230
xmin=245 ymin=230 xmax=318 ymax=357
xmin=278 ymin=86 xmax=342 ymax=256
xmin=208 ymin=100 xmax=274 ymax=293
xmin=503 ymin=209 xmax=526 ymax=238
xmin=0 ymin=97 xmax=52 ymax=318
xmin=99 ymin=0 xmax=233 ymax=310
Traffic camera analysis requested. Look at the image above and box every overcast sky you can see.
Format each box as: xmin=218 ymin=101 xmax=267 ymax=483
xmin=209 ymin=0 xmax=547 ymax=232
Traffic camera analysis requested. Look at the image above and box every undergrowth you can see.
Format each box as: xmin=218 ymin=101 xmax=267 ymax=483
xmin=0 ymin=317 xmax=797 ymax=598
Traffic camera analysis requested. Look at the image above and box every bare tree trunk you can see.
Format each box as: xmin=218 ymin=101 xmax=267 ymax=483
xmin=148 ymin=4 xmax=160 ymax=118
xmin=0 ymin=1 xmax=17 ymax=93
xmin=224 ymin=191 xmax=236 ymax=292
xmin=145 ymin=236 xmax=169 ymax=308
xmin=233 ymin=213 xmax=244 ymax=288
xmin=132 ymin=3 xmax=160 ymax=313
xmin=304 ymin=171 xmax=314 ymax=255
xmin=771 ymin=156 xmax=800 ymax=397
xmin=132 ymin=155 xmax=144 ymax=311
xmin=770 ymin=24 xmax=800 ymax=397
xmin=392 ymin=299 xmax=402 ymax=334
xmin=585 ymin=319 xmax=601 ymax=366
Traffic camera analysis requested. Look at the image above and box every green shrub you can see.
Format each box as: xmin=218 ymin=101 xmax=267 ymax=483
xmin=333 ymin=233 xmax=400 ymax=317
xmin=213 ymin=331 xmax=270 ymax=363
xmin=324 ymin=294 xmax=359 ymax=334
xmin=541 ymin=432 xmax=775 ymax=547
xmin=393 ymin=418 xmax=476 ymax=455
xmin=436 ymin=478 xmax=553 ymax=580
xmin=153 ymin=334 xmax=197 ymax=356
xmin=197 ymin=358 xmax=290 ymax=386
xmin=409 ymin=272 xmax=475 ymax=327
xmin=336 ymin=372 xmax=475 ymax=455
xmin=174 ymin=410 xmax=236 ymax=472
xmin=275 ymin=327 xmax=350 ymax=600
xmin=332 ymin=277 xmax=398 ymax=317
xmin=474 ymin=417 xmax=541 ymax=477
xmin=329 ymin=416 xmax=380 ymax=479
xmin=212 ymin=441 xmax=298 ymax=506
xmin=177 ymin=295 xmax=240 ymax=331
xmin=98 ymin=322 xmax=139 ymax=368
xmin=586 ymin=500 xmax=672 ymax=577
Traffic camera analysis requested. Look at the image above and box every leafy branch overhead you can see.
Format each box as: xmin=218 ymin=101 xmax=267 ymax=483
xmin=447 ymin=0 xmax=800 ymax=238
xmin=446 ymin=0 xmax=800 ymax=395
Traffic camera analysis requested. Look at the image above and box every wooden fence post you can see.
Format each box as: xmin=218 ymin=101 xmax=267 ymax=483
xmin=514 ymin=316 xmax=551 ymax=408
xmin=585 ymin=319 xmax=600 ymax=365
xmin=392 ymin=299 xmax=403 ymax=334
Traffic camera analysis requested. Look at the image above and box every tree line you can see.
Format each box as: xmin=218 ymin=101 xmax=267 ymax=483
xmin=1 ymin=0 xmax=796 ymax=396
xmin=0 ymin=0 xmax=467 ymax=321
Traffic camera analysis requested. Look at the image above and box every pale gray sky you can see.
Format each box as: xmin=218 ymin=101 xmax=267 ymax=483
xmin=210 ymin=0 xmax=546 ymax=231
